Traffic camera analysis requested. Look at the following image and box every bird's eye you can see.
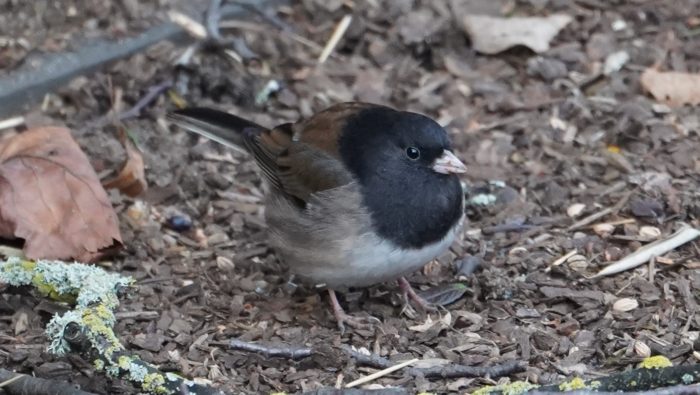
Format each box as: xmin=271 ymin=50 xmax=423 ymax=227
xmin=405 ymin=146 xmax=421 ymax=160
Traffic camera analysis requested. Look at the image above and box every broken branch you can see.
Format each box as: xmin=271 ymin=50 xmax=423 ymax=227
xmin=227 ymin=338 xmax=526 ymax=380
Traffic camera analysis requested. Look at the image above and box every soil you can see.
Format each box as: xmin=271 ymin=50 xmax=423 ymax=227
xmin=1 ymin=0 xmax=699 ymax=394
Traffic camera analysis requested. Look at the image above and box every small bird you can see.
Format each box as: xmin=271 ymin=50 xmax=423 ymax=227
xmin=167 ymin=102 xmax=466 ymax=331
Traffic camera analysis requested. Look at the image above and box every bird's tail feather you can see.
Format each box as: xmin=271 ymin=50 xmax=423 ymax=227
xmin=166 ymin=107 xmax=266 ymax=155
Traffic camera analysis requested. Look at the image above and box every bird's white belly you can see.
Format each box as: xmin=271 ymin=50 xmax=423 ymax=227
xmin=295 ymin=215 xmax=463 ymax=288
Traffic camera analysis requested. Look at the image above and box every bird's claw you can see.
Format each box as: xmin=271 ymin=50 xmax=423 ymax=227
xmin=334 ymin=312 xmax=381 ymax=334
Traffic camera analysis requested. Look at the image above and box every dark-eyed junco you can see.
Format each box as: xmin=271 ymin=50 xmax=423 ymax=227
xmin=167 ymin=102 xmax=466 ymax=331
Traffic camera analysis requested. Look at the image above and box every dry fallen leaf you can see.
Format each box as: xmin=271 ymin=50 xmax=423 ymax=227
xmin=461 ymin=14 xmax=572 ymax=54
xmin=640 ymin=68 xmax=700 ymax=106
xmin=103 ymin=127 xmax=147 ymax=197
xmin=0 ymin=127 xmax=122 ymax=262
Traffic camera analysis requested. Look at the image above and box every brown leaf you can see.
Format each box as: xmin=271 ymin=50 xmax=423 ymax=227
xmin=640 ymin=68 xmax=700 ymax=106
xmin=103 ymin=127 xmax=147 ymax=197
xmin=0 ymin=126 xmax=122 ymax=262
xmin=461 ymin=14 xmax=572 ymax=54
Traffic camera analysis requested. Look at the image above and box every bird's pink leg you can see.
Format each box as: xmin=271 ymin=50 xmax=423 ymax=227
xmin=398 ymin=277 xmax=437 ymax=312
xmin=327 ymin=289 xmax=379 ymax=333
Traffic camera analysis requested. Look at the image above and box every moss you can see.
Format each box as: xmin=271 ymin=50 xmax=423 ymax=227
xmin=639 ymin=356 xmax=673 ymax=369
xmin=559 ymin=377 xmax=586 ymax=391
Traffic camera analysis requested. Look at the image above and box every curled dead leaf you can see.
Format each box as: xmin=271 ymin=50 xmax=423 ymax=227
xmin=640 ymin=68 xmax=700 ymax=106
xmin=461 ymin=14 xmax=572 ymax=54
xmin=0 ymin=127 xmax=122 ymax=262
xmin=103 ymin=127 xmax=147 ymax=197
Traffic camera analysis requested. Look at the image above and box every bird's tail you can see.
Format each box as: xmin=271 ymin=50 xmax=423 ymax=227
xmin=166 ymin=107 xmax=266 ymax=155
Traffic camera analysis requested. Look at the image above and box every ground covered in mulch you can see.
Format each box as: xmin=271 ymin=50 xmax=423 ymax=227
xmin=1 ymin=0 xmax=700 ymax=394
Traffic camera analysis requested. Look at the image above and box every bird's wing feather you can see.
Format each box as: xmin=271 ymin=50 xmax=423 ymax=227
xmin=167 ymin=106 xmax=357 ymax=204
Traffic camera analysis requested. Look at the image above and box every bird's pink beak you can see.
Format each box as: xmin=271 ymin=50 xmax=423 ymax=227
xmin=432 ymin=150 xmax=467 ymax=174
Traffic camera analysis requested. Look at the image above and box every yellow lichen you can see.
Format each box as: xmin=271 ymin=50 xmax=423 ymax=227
xmin=118 ymin=356 xmax=132 ymax=370
xmin=639 ymin=355 xmax=673 ymax=369
xmin=559 ymin=377 xmax=587 ymax=391
xmin=471 ymin=381 xmax=538 ymax=395
xmin=142 ymin=373 xmax=168 ymax=394
xmin=94 ymin=359 xmax=105 ymax=371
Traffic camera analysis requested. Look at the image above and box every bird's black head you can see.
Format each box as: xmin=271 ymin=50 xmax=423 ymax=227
xmin=338 ymin=105 xmax=466 ymax=249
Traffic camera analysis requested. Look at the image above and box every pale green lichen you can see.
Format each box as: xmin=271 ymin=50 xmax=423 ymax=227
xmin=0 ymin=258 xmax=132 ymax=308
xmin=0 ymin=257 xmax=35 ymax=284
xmin=1 ymin=258 xmax=211 ymax=394
xmin=559 ymin=377 xmax=587 ymax=391
xmin=682 ymin=373 xmax=695 ymax=384
xmin=589 ymin=380 xmax=601 ymax=389
xmin=469 ymin=194 xmax=498 ymax=206
xmin=45 ymin=310 xmax=82 ymax=355
xmin=471 ymin=380 xmax=538 ymax=395
xmin=128 ymin=362 xmax=148 ymax=382
xmin=639 ymin=355 xmax=673 ymax=369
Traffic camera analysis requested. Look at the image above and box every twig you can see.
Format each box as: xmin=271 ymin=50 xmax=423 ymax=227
xmin=118 ymin=80 xmax=173 ymax=121
xmin=0 ymin=369 xmax=96 ymax=395
xmin=593 ymin=225 xmax=700 ymax=278
xmin=527 ymin=384 xmax=700 ymax=395
xmin=0 ymin=258 xmax=223 ymax=395
xmin=590 ymin=218 xmax=636 ymax=228
xmin=568 ymin=207 xmax=612 ymax=231
xmin=219 ymin=20 xmax=324 ymax=52
xmin=318 ymin=15 xmax=352 ymax=63
xmin=228 ymin=339 xmax=312 ymax=360
xmin=0 ymin=373 xmax=25 ymax=388
xmin=0 ymin=116 xmax=24 ymax=131
xmin=168 ymin=10 xmax=207 ymax=39
xmin=569 ymin=190 xmax=633 ymax=231
xmin=345 ymin=358 xmax=418 ymax=388
xmin=206 ymin=0 xmax=225 ymax=41
xmin=546 ymin=249 xmax=578 ymax=272
xmin=227 ymin=339 xmax=525 ymax=379
xmin=235 ymin=0 xmax=293 ymax=32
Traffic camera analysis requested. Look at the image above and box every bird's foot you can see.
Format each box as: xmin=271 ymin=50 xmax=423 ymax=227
xmin=327 ymin=289 xmax=380 ymax=333
xmin=398 ymin=277 xmax=437 ymax=313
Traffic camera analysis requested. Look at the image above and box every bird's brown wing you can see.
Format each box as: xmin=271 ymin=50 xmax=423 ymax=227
xmin=168 ymin=103 xmax=371 ymax=204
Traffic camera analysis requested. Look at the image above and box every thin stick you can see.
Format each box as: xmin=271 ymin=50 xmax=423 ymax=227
xmin=219 ymin=20 xmax=324 ymax=52
xmin=0 ymin=373 xmax=24 ymax=388
xmin=345 ymin=358 xmax=418 ymax=388
xmin=591 ymin=218 xmax=636 ymax=228
xmin=593 ymin=226 xmax=700 ymax=278
xmin=568 ymin=207 xmax=612 ymax=231
xmin=547 ymin=249 xmax=578 ymax=271
xmin=569 ymin=191 xmax=633 ymax=231
xmin=318 ymin=15 xmax=352 ymax=64
xmin=0 ymin=116 xmax=24 ymax=131
xmin=168 ymin=10 xmax=208 ymax=39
